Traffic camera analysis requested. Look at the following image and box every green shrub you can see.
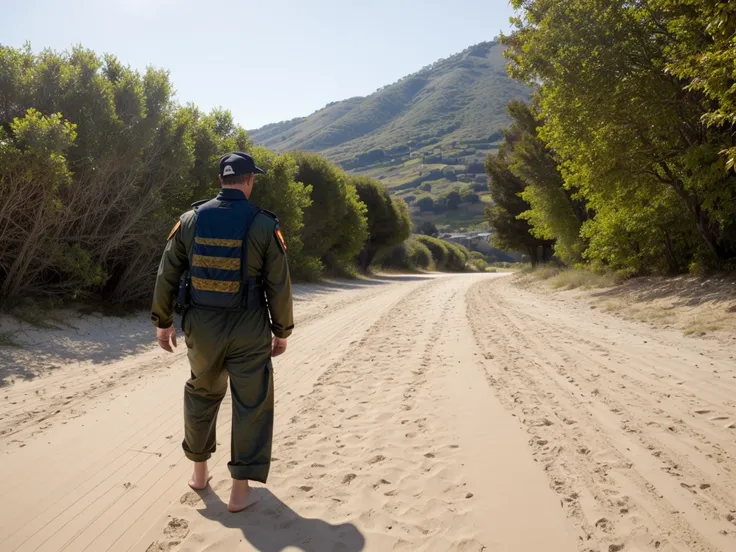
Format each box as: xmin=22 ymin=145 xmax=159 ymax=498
xmin=375 ymin=237 xmax=434 ymax=271
xmin=291 ymin=152 xmax=368 ymax=274
xmin=416 ymin=195 xmax=435 ymax=212
xmin=414 ymin=235 xmax=450 ymax=269
xmin=445 ymin=242 xmax=470 ymax=271
xmin=350 ymin=175 xmax=412 ymax=270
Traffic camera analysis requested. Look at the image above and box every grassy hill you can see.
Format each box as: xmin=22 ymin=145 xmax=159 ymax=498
xmin=250 ymin=41 xmax=531 ymax=232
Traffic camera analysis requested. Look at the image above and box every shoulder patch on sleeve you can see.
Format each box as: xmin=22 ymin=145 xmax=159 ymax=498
xmin=260 ymin=208 xmax=280 ymax=223
xmin=275 ymin=227 xmax=288 ymax=253
xmin=167 ymin=220 xmax=181 ymax=241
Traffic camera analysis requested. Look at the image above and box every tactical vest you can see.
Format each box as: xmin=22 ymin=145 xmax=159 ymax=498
xmin=189 ymin=192 xmax=265 ymax=311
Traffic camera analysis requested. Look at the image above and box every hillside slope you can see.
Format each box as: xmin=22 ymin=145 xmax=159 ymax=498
xmin=250 ymin=41 xmax=530 ymax=166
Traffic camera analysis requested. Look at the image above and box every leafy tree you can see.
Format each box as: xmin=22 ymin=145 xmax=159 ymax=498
xmin=506 ymin=0 xmax=736 ymax=269
xmin=417 ymin=221 xmax=439 ymax=237
xmin=485 ymin=142 xmax=553 ymax=265
xmin=503 ymin=100 xmax=587 ymax=264
xmin=415 ymin=195 xmax=435 ymax=212
xmin=249 ymin=148 xmax=315 ymax=279
xmin=0 ymin=45 xmax=195 ymax=304
xmin=350 ymin=176 xmax=412 ymax=270
xmin=442 ymin=167 xmax=457 ymax=181
xmin=0 ymin=44 xmax=372 ymax=304
xmin=664 ymin=1 xmax=736 ymax=170
xmin=446 ymin=189 xmax=462 ymax=209
xmin=460 ymin=186 xmax=481 ymax=204
xmin=291 ymin=152 xmax=368 ymax=273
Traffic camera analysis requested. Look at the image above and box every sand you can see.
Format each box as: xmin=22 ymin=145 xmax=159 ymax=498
xmin=0 ymin=273 xmax=735 ymax=551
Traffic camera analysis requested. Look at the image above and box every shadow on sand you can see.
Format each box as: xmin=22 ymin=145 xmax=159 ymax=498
xmin=589 ymin=274 xmax=736 ymax=309
xmin=0 ymin=310 xmax=156 ymax=386
xmin=194 ymin=487 xmax=366 ymax=552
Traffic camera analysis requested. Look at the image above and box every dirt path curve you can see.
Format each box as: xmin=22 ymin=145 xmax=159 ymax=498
xmin=1 ymin=274 xmax=733 ymax=552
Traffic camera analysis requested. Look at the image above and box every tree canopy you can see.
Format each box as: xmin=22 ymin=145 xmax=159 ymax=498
xmin=498 ymin=0 xmax=736 ymax=273
xmin=0 ymin=44 xmax=420 ymax=304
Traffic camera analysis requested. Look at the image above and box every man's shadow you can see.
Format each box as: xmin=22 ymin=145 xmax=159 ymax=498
xmin=194 ymin=487 xmax=365 ymax=552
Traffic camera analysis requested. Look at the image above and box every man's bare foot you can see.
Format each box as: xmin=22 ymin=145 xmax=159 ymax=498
xmin=188 ymin=461 xmax=211 ymax=490
xmin=228 ymin=479 xmax=260 ymax=512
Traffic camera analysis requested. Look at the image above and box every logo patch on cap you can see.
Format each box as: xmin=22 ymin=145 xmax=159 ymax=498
xmin=222 ymin=165 xmax=235 ymax=176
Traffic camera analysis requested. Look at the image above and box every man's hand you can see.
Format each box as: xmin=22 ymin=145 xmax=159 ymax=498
xmin=157 ymin=326 xmax=177 ymax=352
xmin=271 ymin=336 xmax=287 ymax=357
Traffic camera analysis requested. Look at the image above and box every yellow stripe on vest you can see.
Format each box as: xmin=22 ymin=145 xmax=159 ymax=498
xmin=194 ymin=237 xmax=243 ymax=248
xmin=192 ymin=255 xmax=241 ymax=271
xmin=191 ymin=277 xmax=240 ymax=293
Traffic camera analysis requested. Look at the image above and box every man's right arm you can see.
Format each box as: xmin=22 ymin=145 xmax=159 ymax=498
xmin=151 ymin=215 xmax=190 ymax=329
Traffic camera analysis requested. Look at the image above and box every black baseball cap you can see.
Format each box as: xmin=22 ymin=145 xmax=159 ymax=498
xmin=219 ymin=152 xmax=265 ymax=177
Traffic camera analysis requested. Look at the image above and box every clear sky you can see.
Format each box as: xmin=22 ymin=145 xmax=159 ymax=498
xmin=0 ymin=0 xmax=516 ymax=129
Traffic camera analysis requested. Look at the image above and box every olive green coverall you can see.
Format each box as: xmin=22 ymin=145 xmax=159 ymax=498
xmin=150 ymin=189 xmax=293 ymax=482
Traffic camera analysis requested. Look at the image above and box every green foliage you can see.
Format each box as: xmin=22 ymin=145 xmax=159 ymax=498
xmin=249 ymin=148 xmax=315 ymax=279
xmin=350 ymin=175 xmax=412 ymax=270
xmin=506 ymin=0 xmax=736 ymax=272
xmin=664 ymin=1 xmax=736 ymax=170
xmin=500 ymin=100 xmax=587 ymax=264
xmin=0 ymin=44 xmax=415 ymax=305
xmin=415 ymin=195 xmax=435 ymax=212
xmin=417 ymin=221 xmax=439 ymax=237
xmin=460 ymin=186 xmax=481 ymax=204
xmin=468 ymin=256 xmax=489 ymax=272
xmin=414 ymin=235 xmax=449 ymax=268
xmin=375 ymin=236 xmax=434 ymax=272
xmin=291 ymin=152 xmax=368 ymax=274
xmin=445 ymin=189 xmax=462 ymax=210
xmin=484 ymin=137 xmax=553 ymax=265
xmin=411 ymin=234 xmax=470 ymax=271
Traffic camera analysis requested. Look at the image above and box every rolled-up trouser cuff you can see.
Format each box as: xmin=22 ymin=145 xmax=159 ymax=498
xmin=228 ymin=461 xmax=270 ymax=483
xmin=182 ymin=440 xmax=213 ymax=462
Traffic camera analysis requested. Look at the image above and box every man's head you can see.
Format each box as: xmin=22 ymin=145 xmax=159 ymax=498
xmin=218 ymin=152 xmax=265 ymax=198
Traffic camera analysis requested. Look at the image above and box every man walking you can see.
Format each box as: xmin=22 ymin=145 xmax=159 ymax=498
xmin=151 ymin=152 xmax=294 ymax=512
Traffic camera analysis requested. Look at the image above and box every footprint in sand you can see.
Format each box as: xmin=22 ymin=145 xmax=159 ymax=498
xmin=373 ymin=479 xmax=391 ymax=489
xmin=146 ymin=541 xmax=181 ymax=552
xmin=180 ymin=492 xmax=201 ymax=506
xmin=368 ymin=455 xmax=385 ymax=465
xmin=342 ymin=473 xmax=357 ymax=485
xmin=164 ymin=518 xmax=189 ymax=539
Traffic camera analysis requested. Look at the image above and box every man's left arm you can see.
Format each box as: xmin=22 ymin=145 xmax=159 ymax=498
xmin=151 ymin=218 xmax=189 ymax=349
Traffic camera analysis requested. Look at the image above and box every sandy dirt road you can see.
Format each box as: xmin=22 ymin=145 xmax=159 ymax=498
xmin=1 ymin=273 xmax=735 ymax=552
